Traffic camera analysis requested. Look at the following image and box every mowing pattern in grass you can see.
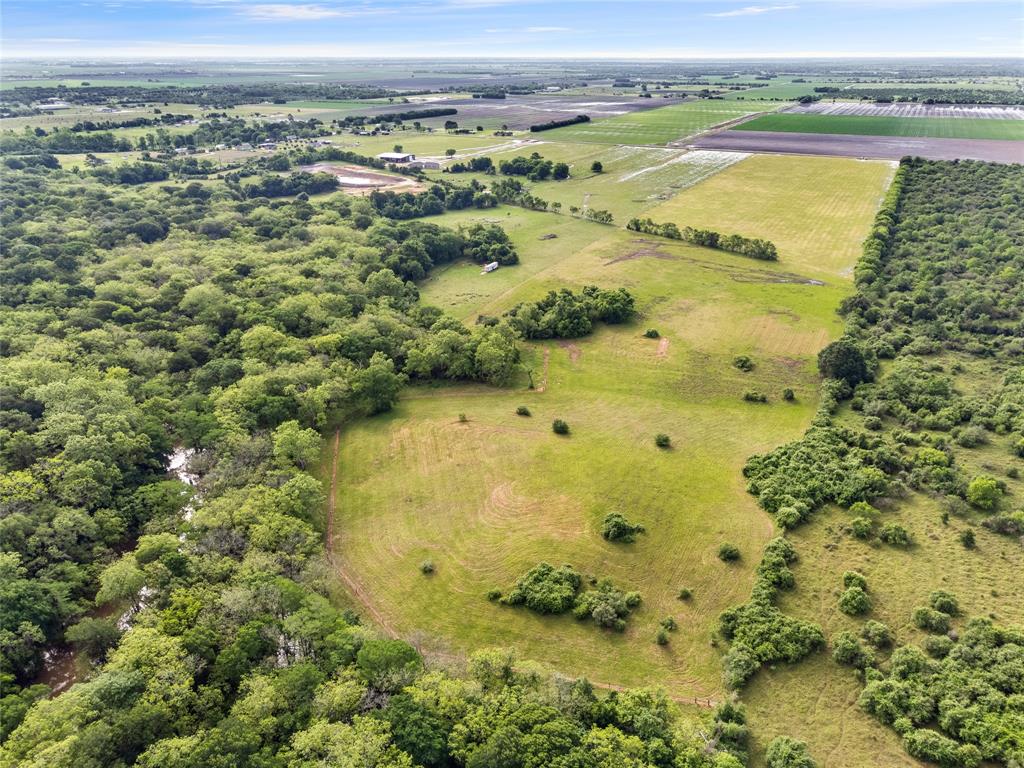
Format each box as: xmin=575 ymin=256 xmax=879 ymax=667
xmin=644 ymin=154 xmax=896 ymax=279
xmin=734 ymin=112 xmax=1024 ymax=141
xmin=329 ymin=155 xmax=893 ymax=697
xmin=541 ymin=100 xmax=780 ymax=145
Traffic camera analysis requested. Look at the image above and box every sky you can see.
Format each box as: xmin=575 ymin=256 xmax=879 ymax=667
xmin=1 ymin=0 xmax=1022 ymax=59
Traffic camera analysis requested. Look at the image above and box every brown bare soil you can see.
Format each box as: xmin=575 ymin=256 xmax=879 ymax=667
xmin=300 ymin=163 xmax=426 ymax=195
xmin=692 ymin=130 xmax=1024 ymax=164
xmin=558 ymin=340 xmax=582 ymax=364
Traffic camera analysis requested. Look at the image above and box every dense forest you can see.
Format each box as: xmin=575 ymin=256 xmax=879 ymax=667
xmin=0 ymin=154 xmax=766 ymax=767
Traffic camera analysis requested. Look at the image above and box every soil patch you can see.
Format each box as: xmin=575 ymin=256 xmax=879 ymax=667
xmin=692 ymin=130 xmax=1024 ymax=165
xmin=656 ymin=337 xmax=670 ymax=360
xmin=558 ymin=340 xmax=582 ymax=365
xmin=300 ymin=163 xmax=425 ymax=195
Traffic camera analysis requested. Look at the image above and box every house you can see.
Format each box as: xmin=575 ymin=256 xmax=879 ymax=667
xmin=258 ymin=141 xmax=277 ymax=150
xmin=376 ymin=152 xmax=415 ymax=163
xmin=173 ymin=147 xmax=189 ymax=155
xmin=408 ymin=158 xmax=441 ymax=170
xmin=37 ymin=102 xmax=71 ymax=111
xmin=482 ymin=262 xmax=500 ymax=274
xmin=236 ymin=142 xmax=253 ymax=151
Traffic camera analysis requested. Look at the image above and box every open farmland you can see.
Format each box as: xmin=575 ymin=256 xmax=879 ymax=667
xmin=642 ymin=154 xmax=896 ymax=278
xmin=733 ymin=112 xmax=1024 ymax=140
xmin=693 ymin=130 xmax=1024 ymax=163
xmin=539 ymin=100 xmax=782 ymax=145
xmin=326 ymin=154 xmax=894 ymax=704
xmin=353 ymin=93 xmax=675 ymax=131
xmin=783 ymin=101 xmax=1024 ymax=120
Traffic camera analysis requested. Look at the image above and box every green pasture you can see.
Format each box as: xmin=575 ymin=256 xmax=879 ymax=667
xmin=644 ymin=154 xmax=897 ymax=279
xmin=734 ymin=112 xmax=1024 ymax=140
xmin=539 ymin=101 xmax=783 ymax=145
xmin=326 ymin=152 xmax=893 ymax=697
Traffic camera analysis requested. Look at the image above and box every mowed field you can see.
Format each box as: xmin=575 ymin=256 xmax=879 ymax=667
xmin=325 ymin=155 xmax=894 ymax=699
xmin=540 ymin=100 xmax=782 ymax=145
xmin=643 ymin=154 xmax=896 ymax=279
xmin=734 ymin=112 xmax=1024 ymax=140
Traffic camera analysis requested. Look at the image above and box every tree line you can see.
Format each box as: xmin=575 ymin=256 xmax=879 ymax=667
xmin=627 ymin=218 xmax=779 ymax=261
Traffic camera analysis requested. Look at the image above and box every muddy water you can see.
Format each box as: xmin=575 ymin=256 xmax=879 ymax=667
xmin=34 ymin=447 xmax=197 ymax=696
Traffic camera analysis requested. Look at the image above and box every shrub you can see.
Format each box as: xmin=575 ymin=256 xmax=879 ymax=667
xmin=955 ymin=425 xmax=988 ymax=448
xmin=923 ymin=635 xmax=954 ymax=658
xmin=486 ymin=589 xmax=502 ymax=601
xmin=643 ymin=328 xmax=660 ymax=338
xmin=833 ymin=630 xmax=874 ymax=669
xmin=733 ymin=355 xmax=754 ymax=372
xmin=850 ymin=516 xmax=874 ymax=539
xmin=420 ymin=560 xmax=435 ymax=575
xmin=782 ymin=388 xmax=795 ymax=401
xmin=656 ymin=629 xmax=669 ymax=645
xmin=718 ymin=543 xmax=741 ymax=562
xmin=504 ymin=562 xmax=581 ymax=614
xmin=843 ymin=571 xmax=867 ymax=591
xmin=655 ymin=433 xmax=671 ymax=448
xmin=552 ymin=419 xmax=569 ymax=435
xmin=928 ymin=590 xmax=959 ymax=616
xmin=765 ymin=735 xmax=818 ymax=768
xmin=959 ymin=528 xmax=976 ymax=548
xmin=572 ymin=579 xmax=641 ymax=630
xmin=912 ymin=606 xmax=950 ymax=633
xmin=677 ymin=587 xmax=692 ymax=600
xmin=515 ymin=405 xmax=531 ymax=416
xmin=660 ymin=616 xmax=677 ymax=631
xmin=966 ymin=475 xmax=1001 ymax=510
xmin=590 ymin=161 xmax=603 ymax=173
xmin=601 ymin=512 xmax=645 ymax=543
xmin=838 ymin=586 xmax=871 ymax=616
xmin=879 ymin=523 xmax=911 ymax=546
xmin=458 ymin=412 xmax=468 ymax=423
xmin=903 ymin=728 xmax=980 ymax=768
xmin=861 ymin=620 xmax=893 ymax=649
xmin=743 ymin=391 xmax=768 ymax=403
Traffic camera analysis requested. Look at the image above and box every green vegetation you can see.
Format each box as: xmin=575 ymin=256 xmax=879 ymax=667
xmin=601 ymin=512 xmax=646 ymax=543
xmin=626 ymin=218 xmax=778 ymax=261
xmin=734 ymin=112 xmax=1024 ymax=140
xmin=543 ymin=100 xmax=780 ymax=145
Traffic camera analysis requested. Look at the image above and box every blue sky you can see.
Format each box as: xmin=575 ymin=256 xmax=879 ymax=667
xmin=2 ymin=0 xmax=1022 ymax=58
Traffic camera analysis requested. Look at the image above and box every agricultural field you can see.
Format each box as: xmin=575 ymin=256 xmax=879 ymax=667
xmin=784 ymin=101 xmax=1024 ymax=120
xmin=327 ymin=154 xmax=895 ymax=702
xmin=540 ymin=100 xmax=783 ymax=145
xmin=642 ymin=154 xmax=896 ymax=278
xmin=734 ymin=112 xmax=1024 ymax=140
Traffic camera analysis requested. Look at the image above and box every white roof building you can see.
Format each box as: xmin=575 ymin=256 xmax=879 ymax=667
xmin=377 ymin=152 xmax=415 ymax=163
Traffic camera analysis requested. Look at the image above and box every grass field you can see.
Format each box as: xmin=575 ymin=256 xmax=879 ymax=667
xmin=742 ymin=370 xmax=1024 ymax=766
xmin=643 ymin=154 xmax=896 ymax=279
xmin=325 ymin=154 xmax=893 ymax=706
xmin=734 ymin=112 xmax=1024 ymax=140
xmin=540 ymin=100 xmax=783 ymax=145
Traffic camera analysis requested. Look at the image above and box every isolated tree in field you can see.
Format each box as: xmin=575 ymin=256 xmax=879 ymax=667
xmin=591 ymin=161 xmax=603 ymax=173
xmin=601 ymin=512 xmax=645 ymax=543
xmin=552 ymin=419 xmax=569 ymax=435
xmin=445 ymin=148 xmax=456 ymax=157
xmin=718 ymin=543 xmax=740 ymax=562
xmin=655 ymin=434 xmax=671 ymax=448
xmin=817 ymin=338 xmax=869 ymax=386
xmin=393 ymin=144 xmax=403 ymax=153
xmin=443 ymin=120 xmax=458 ymax=131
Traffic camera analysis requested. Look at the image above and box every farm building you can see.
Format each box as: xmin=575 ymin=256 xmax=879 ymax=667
xmin=258 ymin=141 xmax=277 ymax=150
xmin=408 ymin=158 xmax=441 ymax=169
xmin=377 ymin=152 xmax=415 ymax=163
xmin=482 ymin=262 xmax=500 ymax=273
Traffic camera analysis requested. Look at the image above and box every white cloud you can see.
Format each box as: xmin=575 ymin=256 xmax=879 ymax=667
xmin=707 ymin=4 xmax=798 ymax=17
xmin=524 ymin=26 xmax=572 ymax=33
xmin=238 ymin=4 xmax=344 ymax=20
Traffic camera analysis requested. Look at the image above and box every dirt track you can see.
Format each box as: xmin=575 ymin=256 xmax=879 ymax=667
xmin=691 ymin=130 xmax=1024 ymax=164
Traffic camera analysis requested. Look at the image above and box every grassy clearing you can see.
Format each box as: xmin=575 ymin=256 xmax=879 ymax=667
xmin=328 ymin=155 xmax=893 ymax=697
xmin=643 ymin=154 xmax=897 ymax=280
xmin=735 ymin=112 xmax=1024 ymax=140
xmin=539 ymin=100 xmax=782 ymax=145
